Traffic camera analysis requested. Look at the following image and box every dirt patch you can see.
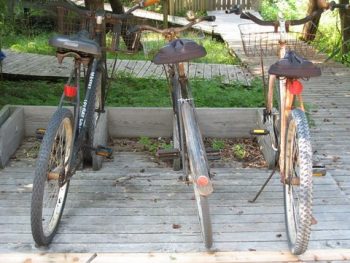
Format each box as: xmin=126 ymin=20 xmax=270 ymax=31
xmin=111 ymin=137 xmax=266 ymax=169
xmin=11 ymin=136 xmax=267 ymax=169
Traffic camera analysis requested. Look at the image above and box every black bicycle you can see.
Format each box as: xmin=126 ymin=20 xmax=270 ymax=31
xmin=30 ymin=0 xmax=159 ymax=246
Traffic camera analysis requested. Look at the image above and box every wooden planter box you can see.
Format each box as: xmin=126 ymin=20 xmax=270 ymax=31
xmin=0 ymin=105 xmax=259 ymax=168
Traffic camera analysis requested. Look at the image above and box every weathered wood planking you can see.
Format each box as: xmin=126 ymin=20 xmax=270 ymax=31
xmin=1 ymin=250 xmax=350 ymax=263
xmin=17 ymin=106 xmax=258 ymax=138
xmin=0 ymin=106 xmax=24 ymax=168
xmin=0 ymin=151 xmax=350 ymax=256
xmin=2 ymin=49 xmax=251 ymax=84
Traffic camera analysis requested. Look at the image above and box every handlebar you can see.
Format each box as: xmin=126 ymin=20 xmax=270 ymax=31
xmin=233 ymin=0 xmax=349 ymax=29
xmin=128 ymin=15 xmax=216 ymax=35
xmin=327 ymin=0 xmax=350 ymax=10
xmin=239 ymin=9 xmax=324 ymax=28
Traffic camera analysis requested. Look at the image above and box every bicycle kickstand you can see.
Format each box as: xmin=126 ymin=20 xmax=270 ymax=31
xmin=248 ymin=166 xmax=277 ymax=203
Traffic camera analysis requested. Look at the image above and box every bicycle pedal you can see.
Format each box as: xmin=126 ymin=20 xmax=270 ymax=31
xmin=156 ymin=148 xmax=180 ymax=160
xmin=35 ymin=128 xmax=46 ymax=140
xmin=206 ymin=148 xmax=221 ymax=160
xmin=95 ymin=146 xmax=113 ymax=158
xmin=312 ymin=165 xmax=326 ymax=177
xmin=250 ymin=129 xmax=269 ymax=136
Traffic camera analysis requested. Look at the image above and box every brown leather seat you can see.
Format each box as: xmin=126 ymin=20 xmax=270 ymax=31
xmin=153 ymin=39 xmax=206 ymax=65
xmin=268 ymin=51 xmax=321 ymax=78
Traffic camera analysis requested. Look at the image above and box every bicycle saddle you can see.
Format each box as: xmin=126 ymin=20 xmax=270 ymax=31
xmin=153 ymin=39 xmax=206 ymax=65
xmin=268 ymin=51 xmax=321 ymax=78
xmin=49 ymin=30 xmax=101 ymax=56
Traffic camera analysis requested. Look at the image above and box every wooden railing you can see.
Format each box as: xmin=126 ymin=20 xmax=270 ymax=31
xmin=168 ymin=0 xmax=255 ymax=15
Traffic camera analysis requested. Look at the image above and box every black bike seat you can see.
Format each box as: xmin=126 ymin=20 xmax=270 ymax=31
xmin=153 ymin=39 xmax=206 ymax=65
xmin=49 ymin=30 xmax=101 ymax=56
xmin=268 ymin=51 xmax=321 ymax=78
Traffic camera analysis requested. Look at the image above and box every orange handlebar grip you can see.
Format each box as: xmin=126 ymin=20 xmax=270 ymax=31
xmin=144 ymin=0 xmax=160 ymax=7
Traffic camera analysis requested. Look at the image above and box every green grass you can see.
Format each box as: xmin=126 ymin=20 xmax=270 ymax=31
xmin=2 ymin=31 xmax=238 ymax=65
xmin=0 ymin=77 xmax=264 ymax=109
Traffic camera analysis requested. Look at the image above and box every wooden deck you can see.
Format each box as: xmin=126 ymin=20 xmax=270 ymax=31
xmin=1 ymin=9 xmax=350 ymax=262
xmin=0 ymin=146 xmax=350 ymax=261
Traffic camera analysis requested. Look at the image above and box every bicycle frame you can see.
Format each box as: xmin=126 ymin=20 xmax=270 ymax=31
xmin=265 ymin=15 xmax=307 ymax=180
xmin=164 ymin=51 xmax=213 ymax=196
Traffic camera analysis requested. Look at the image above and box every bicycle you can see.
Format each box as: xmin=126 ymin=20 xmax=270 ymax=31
xmin=233 ymin=0 xmax=348 ymax=255
xmin=130 ymin=13 xmax=216 ymax=249
xmin=30 ymin=0 xmax=159 ymax=246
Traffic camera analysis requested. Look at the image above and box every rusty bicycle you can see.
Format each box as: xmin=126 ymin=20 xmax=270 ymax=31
xmin=233 ymin=0 xmax=348 ymax=255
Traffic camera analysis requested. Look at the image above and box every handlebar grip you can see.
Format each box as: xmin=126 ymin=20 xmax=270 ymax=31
xmin=204 ymin=16 xmax=216 ymax=22
xmin=143 ymin=0 xmax=159 ymax=7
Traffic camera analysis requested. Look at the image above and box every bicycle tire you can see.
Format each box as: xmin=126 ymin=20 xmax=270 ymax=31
xmin=194 ymin=185 xmax=212 ymax=249
xmin=171 ymin=73 xmax=182 ymax=171
xmin=181 ymin=102 xmax=213 ymax=249
xmin=284 ymin=108 xmax=313 ymax=255
xmin=85 ymin=66 xmax=108 ymax=171
xmin=31 ymin=108 xmax=73 ymax=246
xmin=257 ymin=78 xmax=281 ymax=168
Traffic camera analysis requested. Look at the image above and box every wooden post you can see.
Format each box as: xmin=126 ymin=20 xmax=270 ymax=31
xmin=163 ymin=0 xmax=169 ymax=28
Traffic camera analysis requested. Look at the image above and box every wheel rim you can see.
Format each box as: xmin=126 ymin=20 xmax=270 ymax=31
xmin=284 ymin=119 xmax=300 ymax=244
xmin=42 ymin=118 xmax=72 ymax=236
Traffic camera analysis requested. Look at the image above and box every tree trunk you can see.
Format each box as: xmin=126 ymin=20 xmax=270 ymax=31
xmin=163 ymin=0 xmax=169 ymax=28
xmin=85 ymin=0 xmax=104 ymax=10
xmin=109 ymin=0 xmax=124 ymax=13
xmin=302 ymin=0 xmax=322 ymax=41
xmin=339 ymin=0 xmax=350 ymax=54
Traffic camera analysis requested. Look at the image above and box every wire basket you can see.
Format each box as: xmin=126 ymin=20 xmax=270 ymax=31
xmin=238 ymin=23 xmax=318 ymax=59
xmin=26 ymin=0 xmax=143 ymax=54
xmin=141 ymin=29 xmax=205 ymax=59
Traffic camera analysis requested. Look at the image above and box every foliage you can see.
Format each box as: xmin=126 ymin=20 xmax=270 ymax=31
xmin=260 ymin=0 xmax=308 ymax=20
xmin=0 ymin=76 xmax=264 ymax=109
xmin=138 ymin=136 xmax=171 ymax=153
xmin=2 ymin=30 xmax=238 ymax=64
xmin=211 ymin=139 xmax=225 ymax=151
xmin=260 ymin=1 xmax=350 ymax=65
xmin=312 ymin=10 xmax=350 ymax=65
xmin=232 ymin=144 xmax=246 ymax=160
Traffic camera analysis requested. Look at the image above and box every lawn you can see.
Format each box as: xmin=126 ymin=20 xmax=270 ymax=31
xmin=0 ymin=77 xmax=264 ymax=109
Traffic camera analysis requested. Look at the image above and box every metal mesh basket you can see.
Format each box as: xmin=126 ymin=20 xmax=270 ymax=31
xmin=26 ymin=0 xmax=143 ymax=54
xmin=141 ymin=29 xmax=205 ymax=59
xmin=238 ymin=23 xmax=318 ymax=59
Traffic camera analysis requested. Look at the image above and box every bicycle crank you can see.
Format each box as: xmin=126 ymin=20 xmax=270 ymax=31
xmin=85 ymin=145 xmax=113 ymax=158
xmin=157 ymin=148 xmax=221 ymax=160
xmin=94 ymin=146 xmax=113 ymax=158
xmin=156 ymin=149 xmax=180 ymax=160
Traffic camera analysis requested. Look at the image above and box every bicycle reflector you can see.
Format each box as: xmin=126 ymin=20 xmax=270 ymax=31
xmin=64 ymin=84 xmax=77 ymax=98
xmin=288 ymin=79 xmax=303 ymax=95
xmin=143 ymin=0 xmax=159 ymax=7
xmin=197 ymin=175 xmax=209 ymax=187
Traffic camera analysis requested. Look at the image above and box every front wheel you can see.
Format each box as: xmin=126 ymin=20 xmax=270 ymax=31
xmin=194 ymin=185 xmax=212 ymax=249
xmin=31 ymin=108 xmax=73 ymax=246
xmin=284 ymin=108 xmax=313 ymax=255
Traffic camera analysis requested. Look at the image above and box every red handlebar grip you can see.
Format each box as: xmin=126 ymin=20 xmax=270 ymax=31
xmin=144 ymin=0 xmax=160 ymax=7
